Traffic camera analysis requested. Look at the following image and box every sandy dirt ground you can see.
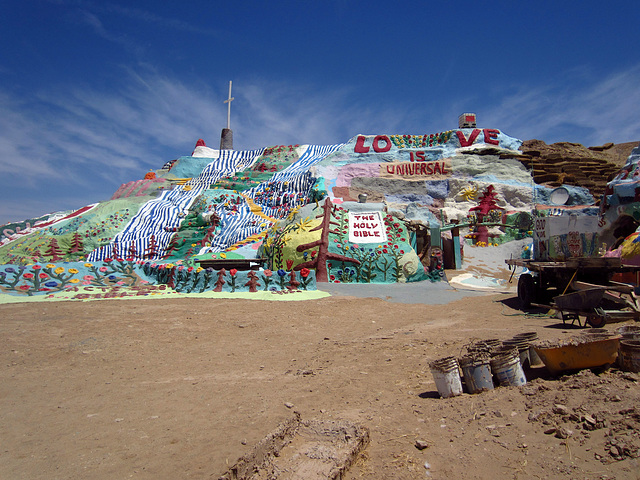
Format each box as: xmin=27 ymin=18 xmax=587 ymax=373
xmin=2 ymin=289 xmax=640 ymax=480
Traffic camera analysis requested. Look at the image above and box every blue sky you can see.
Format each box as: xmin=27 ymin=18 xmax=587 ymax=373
xmin=1 ymin=0 xmax=639 ymax=225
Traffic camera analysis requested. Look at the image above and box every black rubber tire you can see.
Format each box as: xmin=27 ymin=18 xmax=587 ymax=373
xmin=518 ymin=274 xmax=535 ymax=308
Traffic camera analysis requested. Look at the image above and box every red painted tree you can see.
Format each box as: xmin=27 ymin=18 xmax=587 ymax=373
xmin=245 ymin=271 xmax=260 ymax=293
xmin=68 ymin=232 xmax=84 ymax=255
xmin=294 ymin=198 xmax=360 ymax=282
xmin=468 ymin=185 xmax=504 ymax=245
xmin=287 ymin=270 xmax=300 ymax=291
xmin=144 ymin=235 xmax=159 ymax=259
xmin=44 ymin=238 xmax=65 ymax=261
xmin=126 ymin=243 xmax=137 ymax=261
xmin=163 ymin=235 xmax=181 ymax=259
xmin=213 ymin=268 xmax=227 ymax=292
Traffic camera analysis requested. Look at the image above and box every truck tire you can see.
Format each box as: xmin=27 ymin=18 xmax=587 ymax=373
xmin=518 ymin=274 xmax=535 ymax=308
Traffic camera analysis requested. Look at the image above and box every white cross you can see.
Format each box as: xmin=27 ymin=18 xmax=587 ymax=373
xmin=223 ymin=81 xmax=234 ymax=129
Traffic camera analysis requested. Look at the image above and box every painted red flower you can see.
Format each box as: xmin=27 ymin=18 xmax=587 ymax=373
xmin=264 ymin=269 xmax=273 ymax=277
xmin=39 ymin=273 xmax=48 ymax=279
xmin=286 ymin=259 xmax=294 ymax=270
xmin=300 ymin=268 xmax=310 ymax=278
xmin=23 ymin=273 xmax=34 ymax=279
xmin=230 ymin=269 xmax=238 ymax=276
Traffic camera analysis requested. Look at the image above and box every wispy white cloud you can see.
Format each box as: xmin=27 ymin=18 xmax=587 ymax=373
xmin=98 ymin=3 xmax=225 ymax=38
xmin=0 ymin=69 xmax=403 ymax=223
xmin=71 ymin=8 xmax=145 ymax=56
xmin=481 ymin=64 xmax=640 ymax=146
xmin=1 ymin=63 xmax=638 ymax=225
xmin=237 ymin=81 xmax=408 ymax=148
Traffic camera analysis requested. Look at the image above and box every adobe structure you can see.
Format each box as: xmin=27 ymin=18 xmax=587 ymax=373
xmin=0 ymin=114 xmax=638 ymax=299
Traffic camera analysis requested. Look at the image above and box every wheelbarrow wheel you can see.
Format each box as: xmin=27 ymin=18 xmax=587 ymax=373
xmin=518 ymin=274 xmax=535 ymax=308
xmin=586 ymin=313 xmax=606 ymax=328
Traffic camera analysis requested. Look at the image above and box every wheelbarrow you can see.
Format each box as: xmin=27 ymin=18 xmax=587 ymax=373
xmin=553 ymin=288 xmax=607 ymax=327
xmin=553 ymin=287 xmax=640 ymax=328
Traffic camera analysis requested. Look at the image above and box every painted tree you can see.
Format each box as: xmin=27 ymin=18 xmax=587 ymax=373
xmin=468 ymin=185 xmax=504 ymax=245
xmin=245 ymin=271 xmax=260 ymax=293
xmin=294 ymin=198 xmax=360 ymax=282
xmin=213 ymin=268 xmax=227 ymax=292
xmin=163 ymin=235 xmax=181 ymax=259
xmin=126 ymin=243 xmax=137 ymax=261
xmin=144 ymin=234 xmax=159 ymax=259
xmin=287 ymin=270 xmax=300 ymax=290
xmin=43 ymin=238 xmax=65 ymax=261
xmin=200 ymin=222 xmax=218 ymax=247
xmin=68 ymin=232 xmax=84 ymax=255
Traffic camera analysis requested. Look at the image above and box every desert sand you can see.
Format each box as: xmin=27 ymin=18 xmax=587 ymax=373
xmin=2 ymin=284 xmax=640 ymax=479
xmin=2 ymin=243 xmax=640 ymax=479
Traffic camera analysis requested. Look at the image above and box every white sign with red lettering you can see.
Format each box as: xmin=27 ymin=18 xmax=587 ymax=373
xmin=348 ymin=212 xmax=387 ymax=243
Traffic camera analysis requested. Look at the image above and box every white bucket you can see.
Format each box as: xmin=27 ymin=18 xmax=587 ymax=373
xmin=430 ymin=357 xmax=463 ymax=398
xmin=490 ymin=353 xmax=527 ymax=387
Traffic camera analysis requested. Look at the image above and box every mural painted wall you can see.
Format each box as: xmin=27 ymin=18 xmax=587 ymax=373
xmin=5 ymin=125 xmax=596 ymax=293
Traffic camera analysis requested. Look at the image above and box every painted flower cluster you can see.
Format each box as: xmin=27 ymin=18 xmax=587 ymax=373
xmin=0 ymin=258 xmax=316 ymax=297
xmin=142 ymin=262 xmax=315 ymax=293
xmin=0 ymin=258 xmax=147 ymax=296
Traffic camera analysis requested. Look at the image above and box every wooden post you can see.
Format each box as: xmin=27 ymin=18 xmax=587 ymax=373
xmin=452 ymin=226 xmax=462 ymax=269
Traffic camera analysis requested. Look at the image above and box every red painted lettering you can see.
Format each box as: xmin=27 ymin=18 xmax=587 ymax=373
xmin=416 ymin=151 xmax=425 ymax=161
xmin=373 ymin=135 xmax=391 ymax=152
xmin=354 ymin=135 xmax=370 ymax=153
xmin=456 ymin=129 xmax=480 ymax=147
xmin=483 ymin=129 xmax=499 ymax=145
xmin=386 ymin=165 xmax=395 ymax=174
xmin=420 ymin=163 xmax=427 ymax=174
xmin=426 ymin=162 xmax=433 ymax=174
xmin=410 ymin=151 xmax=415 ymax=162
xmin=434 ymin=162 xmax=442 ymax=174
xmin=441 ymin=162 xmax=448 ymax=174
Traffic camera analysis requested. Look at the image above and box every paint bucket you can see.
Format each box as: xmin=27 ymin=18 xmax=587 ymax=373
xmin=618 ymin=340 xmax=640 ymax=373
xmin=429 ymin=356 xmax=463 ymax=398
xmin=581 ymin=328 xmax=614 ymax=337
xmin=615 ymin=325 xmax=640 ymax=341
xmin=513 ymin=332 xmax=543 ymax=367
xmin=467 ymin=339 xmax=500 ymax=355
xmin=483 ymin=338 xmax=501 ymax=349
xmin=503 ymin=338 xmax=531 ymax=368
xmin=490 ymin=348 xmax=527 ymax=387
xmin=459 ymin=355 xmax=494 ymax=394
